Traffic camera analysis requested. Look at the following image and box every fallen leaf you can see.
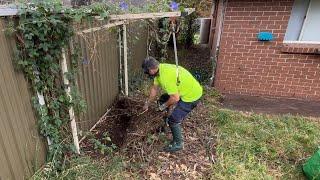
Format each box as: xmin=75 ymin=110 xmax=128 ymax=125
xmin=181 ymin=164 xmax=188 ymax=171
xmin=149 ymin=173 xmax=161 ymax=180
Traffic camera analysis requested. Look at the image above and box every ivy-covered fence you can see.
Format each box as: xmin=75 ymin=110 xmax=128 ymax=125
xmin=0 ymin=10 xmax=148 ymax=180
xmin=0 ymin=18 xmax=47 ymax=180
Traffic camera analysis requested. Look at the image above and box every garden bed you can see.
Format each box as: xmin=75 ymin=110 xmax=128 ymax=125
xmin=80 ymin=97 xmax=165 ymax=158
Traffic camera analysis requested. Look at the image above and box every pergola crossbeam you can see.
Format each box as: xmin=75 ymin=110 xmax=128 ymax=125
xmin=102 ymin=11 xmax=181 ymax=21
xmin=76 ymin=21 xmax=125 ymax=34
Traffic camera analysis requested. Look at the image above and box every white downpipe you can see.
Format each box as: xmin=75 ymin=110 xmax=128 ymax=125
xmin=123 ymin=23 xmax=129 ymax=96
xmin=61 ymin=48 xmax=80 ymax=154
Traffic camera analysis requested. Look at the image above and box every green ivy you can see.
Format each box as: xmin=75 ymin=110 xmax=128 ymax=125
xmin=15 ymin=1 xmax=82 ymax=171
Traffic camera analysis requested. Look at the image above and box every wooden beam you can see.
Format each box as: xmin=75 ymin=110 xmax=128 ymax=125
xmin=0 ymin=7 xmax=18 ymax=16
xmin=211 ymin=0 xmax=225 ymax=56
xmin=211 ymin=0 xmax=225 ymax=87
xmin=76 ymin=21 xmax=124 ymax=34
xmin=118 ymin=28 xmax=124 ymax=94
xmin=61 ymin=48 xmax=80 ymax=154
xmin=123 ymin=23 xmax=128 ymax=96
xmin=36 ymin=92 xmax=52 ymax=146
xmin=62 ymin=0 xmax=72 ymax=7
xmin=0 ymin=8 xmax=188 ymax=20
xmin=208 ymin=1 xmax=217 ymax=48
xmin=79 ymin=109 xmax=111 ymax=143
xmin=96 ymin=11 xmax=181 ymax=21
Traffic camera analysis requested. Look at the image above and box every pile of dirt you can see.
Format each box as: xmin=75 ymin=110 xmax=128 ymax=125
xmin=81 ymin=97 xmax=165 ymax=157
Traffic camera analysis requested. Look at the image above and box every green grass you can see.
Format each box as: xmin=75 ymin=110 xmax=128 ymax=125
xmin=30 ymin=155 xmax=132 ymax=180
xmin=211 ymin=109 xmax=320 ymax=180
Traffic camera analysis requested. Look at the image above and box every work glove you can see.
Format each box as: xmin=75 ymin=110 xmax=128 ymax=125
xmin=158 ymin=103 xmax=168 ymax=111
xmin=143 ymin=100 xmax=149 ymax=111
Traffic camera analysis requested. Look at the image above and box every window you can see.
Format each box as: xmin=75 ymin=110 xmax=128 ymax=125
xmin=285 ymin=0 xmax=320 ymax=43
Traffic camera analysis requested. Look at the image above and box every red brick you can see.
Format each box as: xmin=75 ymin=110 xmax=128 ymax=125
xmin=231 ymin=7 xmax=245 ymax=11
xmin=244 ymin=7 xmax=258 ymax=11
xmin=215 ymin=0 xmax=320 ymax=101
xmin=269 ymin=16 xmax=284 ymax=21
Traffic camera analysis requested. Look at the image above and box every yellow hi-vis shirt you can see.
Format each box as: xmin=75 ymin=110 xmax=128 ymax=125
xmin=154 ymin=63 xmax=203 ymax=102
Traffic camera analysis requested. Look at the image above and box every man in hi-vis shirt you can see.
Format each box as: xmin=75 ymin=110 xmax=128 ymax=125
xmin=142 ymin=57 xmax=202 ymax=152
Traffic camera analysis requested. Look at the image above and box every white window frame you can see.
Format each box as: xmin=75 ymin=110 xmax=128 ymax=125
xmin=284 ymin=0 xmax=320 ymax=44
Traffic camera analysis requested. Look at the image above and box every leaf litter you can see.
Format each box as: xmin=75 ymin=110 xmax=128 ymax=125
xmin=80 ymin=90 xmax=218 ymax=179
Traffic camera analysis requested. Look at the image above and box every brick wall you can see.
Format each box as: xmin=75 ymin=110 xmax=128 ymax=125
xmin=214 ymin=0 xmax=320 ymax=101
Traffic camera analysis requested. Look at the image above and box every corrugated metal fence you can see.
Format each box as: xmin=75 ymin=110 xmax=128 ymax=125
xmin=0 ymin=19 xmax=147 ymax=179
xmin=74 ymin=26 xmax=120 ymax=131
xmin=128 ymin=21 xmax=148 ymax=72
xmin=0 ymin=19 xmax=46 ymax=179
xmin=74 ymin=21 xmax=147 ymax=131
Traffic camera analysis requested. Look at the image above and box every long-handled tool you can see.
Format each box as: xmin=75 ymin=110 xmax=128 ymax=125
xmin=170 ymin=18 xmax=180 ymax=86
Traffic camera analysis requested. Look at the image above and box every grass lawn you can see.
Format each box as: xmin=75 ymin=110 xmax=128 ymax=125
xmin=211 ymin=108 xmax=320 ymax=179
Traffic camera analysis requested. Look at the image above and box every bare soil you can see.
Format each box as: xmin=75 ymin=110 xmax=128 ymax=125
xmin=222 ymin=93 xmax=320 ymax=118
xmin=81 ymin=97 xmax=164 ymax=157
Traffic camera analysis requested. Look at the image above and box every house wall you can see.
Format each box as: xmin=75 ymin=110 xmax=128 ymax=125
xmin=214 ymin=0 xmax=320 ymax=100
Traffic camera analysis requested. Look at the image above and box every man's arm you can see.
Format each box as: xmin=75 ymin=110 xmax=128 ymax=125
xmin=143 ymin=85 xmax=159 ymax=110
xmin=165 ymin=93 xmax=180 ymax=107
xmin=158 ymin=93 xmax=180 ymax=111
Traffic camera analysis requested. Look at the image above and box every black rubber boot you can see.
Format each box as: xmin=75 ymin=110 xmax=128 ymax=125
xmin=163 ymin=123 xmax=184 ymax=152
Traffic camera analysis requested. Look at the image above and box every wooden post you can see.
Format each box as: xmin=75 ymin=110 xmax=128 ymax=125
xmin=211 ymin=0 xmax=224 ymax=56
xmin=211 ymin=0 xmax=225 ymax=86
xmin=33 ymin=69 xmax=52 ymax=146
xmin=62 ymin=0 xmax=72 ymax=7
xmin=61 ymin=48 xmax=80 ymax=154
xmin=123 ymin=23 xmax=129 ymax=96
xmin=208 ymin=0 xmax=217 ymax=48
xmin=36 ymin=92 xmax=52 ymax=146
xmin=119 ymin=28 xmax=124 ymax=94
